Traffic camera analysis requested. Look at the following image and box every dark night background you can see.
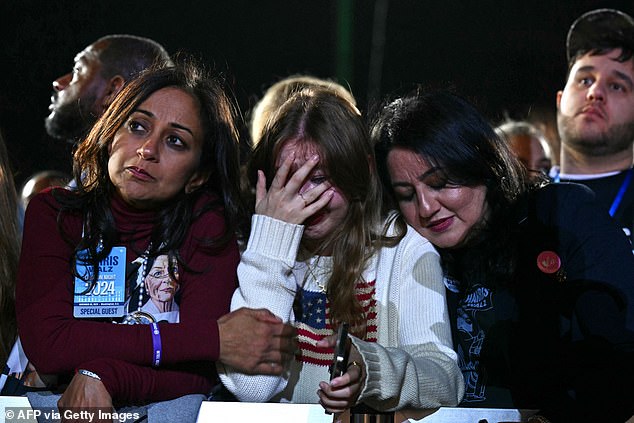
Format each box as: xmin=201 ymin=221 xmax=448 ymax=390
xmin=1 ymin=0 xmax=632 ymax=189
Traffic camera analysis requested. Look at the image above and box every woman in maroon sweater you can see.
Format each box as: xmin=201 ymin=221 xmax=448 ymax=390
xmin=15 ymin=60 xmax=295 ymax=413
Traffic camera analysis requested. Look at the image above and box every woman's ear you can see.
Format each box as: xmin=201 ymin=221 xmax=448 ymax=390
xmin=185 ymin=170 xmax=210 ymax=194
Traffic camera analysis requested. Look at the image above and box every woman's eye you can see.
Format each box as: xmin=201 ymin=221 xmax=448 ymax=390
xmin=311 ymin=176 xmax=327 ymax=185
xmin=425 ymin=179 xmax=446 ymax=190
xmin=429 ymin=182 xmax=447 ymax=190
xmin=425 ymin=174 xmax=453 ymax=190
xmin=166 ymin=135 xmax=185 ymax=148
xmin=394 ymin=190 xmax=414 ymax=202
xmin=128 ymin=120 xmax=146 ymax=133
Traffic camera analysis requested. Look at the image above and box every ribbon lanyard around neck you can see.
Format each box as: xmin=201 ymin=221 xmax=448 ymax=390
xmin=609 ymin=168 xmax=633 ymax=217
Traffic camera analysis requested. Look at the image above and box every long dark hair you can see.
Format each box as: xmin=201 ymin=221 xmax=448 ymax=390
xmin=373 ymin=89 xmax=539 ymax=287
xmin=57 ymin=58 xmax=246 ymax=284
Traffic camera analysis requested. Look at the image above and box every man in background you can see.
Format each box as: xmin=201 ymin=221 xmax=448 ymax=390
xmin=45 ymin=34 xmax=171 ymax=143
xmin=495 ymin=119 xmax=553 ymax=179
xmin=554 ymin=8 xmax=634 ymax=248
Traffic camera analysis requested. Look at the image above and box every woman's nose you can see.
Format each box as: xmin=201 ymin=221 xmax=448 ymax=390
xmin=137 ymin=138 xmax=159 ymax=161
xmin=418 ymin=191 xmax=439 ymax=219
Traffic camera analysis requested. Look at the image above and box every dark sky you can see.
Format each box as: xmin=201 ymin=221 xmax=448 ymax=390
xmin=1 ymin=0 xmax=632 ymax=187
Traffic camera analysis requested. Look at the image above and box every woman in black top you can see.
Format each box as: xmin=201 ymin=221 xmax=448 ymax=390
xmin=372 ymin=89 xmax=634 ymax=422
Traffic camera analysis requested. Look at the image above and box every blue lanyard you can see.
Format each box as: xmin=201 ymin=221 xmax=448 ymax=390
xmin=609 ymin=168 xmax=633 ymax=217
xmin=553 ymin=167 xmax=633 ymax=217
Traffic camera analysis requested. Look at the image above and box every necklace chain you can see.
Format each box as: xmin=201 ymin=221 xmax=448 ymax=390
xmin=305 ymin=262 xmax=327 ymax=294
xmin=133 ymin=243 xmax=152 ymax=310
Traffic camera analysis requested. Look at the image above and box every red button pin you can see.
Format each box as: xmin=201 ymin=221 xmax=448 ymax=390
xmin=537 ymin=251 xmax=561 ymax=274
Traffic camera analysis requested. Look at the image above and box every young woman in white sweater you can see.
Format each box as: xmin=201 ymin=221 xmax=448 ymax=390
xmin=219 ymin=87 xmax=464 ymax=413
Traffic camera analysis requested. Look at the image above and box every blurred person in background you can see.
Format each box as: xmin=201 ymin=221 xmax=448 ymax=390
xmin=495 ymin=120 xmax=553 ymax=179
xmin=19 ymin=170 xmax=70 ymax=211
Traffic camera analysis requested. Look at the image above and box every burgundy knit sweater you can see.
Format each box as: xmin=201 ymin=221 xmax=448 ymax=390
xmin=16 ymin=189 xmax=239 ymax=404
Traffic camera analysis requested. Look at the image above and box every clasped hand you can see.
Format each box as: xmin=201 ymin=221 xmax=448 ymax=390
xmin=218 ymin=308 xmax=297 ymax=374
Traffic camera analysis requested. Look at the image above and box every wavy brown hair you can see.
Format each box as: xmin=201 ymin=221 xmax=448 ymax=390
xmin=247 ymin=87 xmax=401 ymax=337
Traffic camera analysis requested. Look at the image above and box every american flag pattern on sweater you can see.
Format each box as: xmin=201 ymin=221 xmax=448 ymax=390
xmin=295 ymin=279 xmax=378 ymax=366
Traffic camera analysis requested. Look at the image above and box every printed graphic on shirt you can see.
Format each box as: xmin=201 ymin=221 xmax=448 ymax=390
xmin=295 ymin=280 xmax=377 ymax=366
xmin=124 ymin=254 xmax=181 ymax=324
xmin=454 ymin=284 xmax=493 ymax=403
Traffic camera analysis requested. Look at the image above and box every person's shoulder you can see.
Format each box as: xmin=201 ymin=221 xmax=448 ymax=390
xmin=383 ymin=211 xmax=437 ymax=253
xmin=528 ymin=183 xmax=603 ymax=227
xmin=26 ymin=186 xmax=73 ymax=213
xmin=23 ymin=187 xmax=80 ymax=231
xmin=190 ymin=191 xmax=231 ymax=236
xmin=534 ymin=182 xmax=596 ymax=205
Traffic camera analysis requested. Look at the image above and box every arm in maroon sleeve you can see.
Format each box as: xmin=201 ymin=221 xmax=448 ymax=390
xmin=80 ymin=358 xmax=215 ymax=403
xmin=16 ymin=191 xmax=239 ymax=401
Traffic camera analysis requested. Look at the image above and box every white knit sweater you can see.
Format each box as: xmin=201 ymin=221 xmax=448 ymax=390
xmin=218 ymin=214 xmax=464 ymax=410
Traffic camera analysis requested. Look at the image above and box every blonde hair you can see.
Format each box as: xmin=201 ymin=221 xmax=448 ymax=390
xmin=249 ymin=75 xmax=356 ymax=147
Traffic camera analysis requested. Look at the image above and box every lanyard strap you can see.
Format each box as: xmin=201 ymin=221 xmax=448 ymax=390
xmin=609 ymin=168 xmax=633 ymax=217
